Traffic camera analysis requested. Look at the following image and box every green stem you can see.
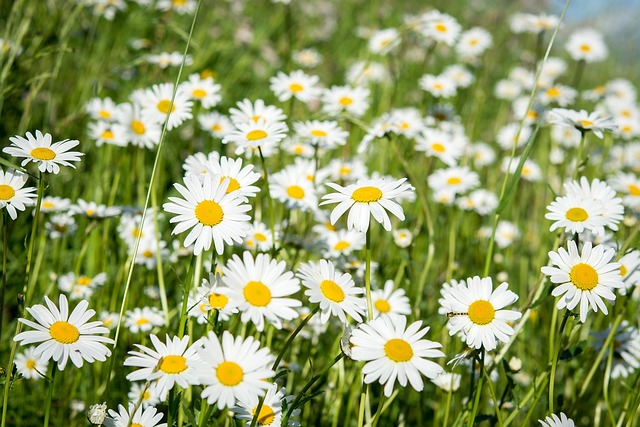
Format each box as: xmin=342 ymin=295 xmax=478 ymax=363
xmin=0 ymin=212 xmax=8 ymax=342
xmin=43 ymin=366 xmax=56 ymax=427
xmin=467 ymin=351 xmax=485 ymax=427
xmin=258 ymin=147 xmax=277 ymax=256
xmin=549 ymin=310 xmax=570 ymax=413
xmin=364 ymin=227 xmax=373 ymax=320
xmin=178 ymin=254 xmax=198 ymax=338
xmin=272 ymin=305 xmax=319 ymax=371
xmin=572 ymin=131 xmax=587 ymax=180
xmin=443 ymin=384 xmax=454 ymax=427
xmin=484 ymin=364 xmax=503 ymax=427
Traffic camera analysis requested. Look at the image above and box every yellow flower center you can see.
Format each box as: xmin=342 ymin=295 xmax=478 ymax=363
xmin=49 ymin=321 xmax=80 ymax=344
xmin=86 ymin=209 xmax=96 ymax=216
xmin=244 ymin=281 xmax=271 ymax=307
xmin=76 ymin=276 xmax=92 ymax=286
xmin=546 ymin=87 xmax=560 ymax=97
xmin=30 ymin=147 xmax=56 ymax=161
xmin=334 ymin=241 xmax=350 ymax=251
xmin=431 ymin=143 xmax=446 ymax=153
xmin=469 ymin=38 xmax=478 ymax=46
xmin=628 ymin=184 xmax=640 ymax=196
xmin=254 ymin=232 xmax=267 ymax=242
xmin=220 ymin=176 xmax=240 ymax=193
xmin=131 ymin=120 xmax=146 ymax=135
xmin=25 ymin=359 xmax=37 ymax=370
xmin=132 ymin=228 xmax=142 ymax=238
xmin=287 ymin=185 xmax=305 ymax=200
xmin=101 ymin=130 xmax=114 ymax=140
xmin=192 ymin=89 xmax=207 ymax=98
xmin=216 ymin=361 xmax=243 ymax=386
xmin=208 ymin=292 xmax=229 ymax=309
xmin=340 ymin=166 xmax=351 ymax=176
xmin=142 ymin=391 xmax=151 ymax=401
xmin=136 ymin=318 xmax=149 ymax=325
xmin=173 ymin=0 xmax=186 ymax=5
xmin=435 ymin=23 xmax=447 ymax=32
xmin=351 ymin=186 xmax=383 ymax=203
xmin=159 ymin=355 xmax=188 ymax=374
xmin=195 ymin=200 xmax=224 ymax=226
xmin=293 ymin=146 xmax=304 ymax=154
xmin=310 ymin=129 xmax=327 ymax=137
xmin=384 ymin=338 xmax=413 ymax=362
xmin=565 ymin=207 xmax=588 ymax=222
xmin=580 ymin=120 xmax=593 ymax=128
xmin=142 ymin=250 xmax=154 ymax=258
xmin=0 ymin=185 xmax=15 ymax=201
xmin=570 ymin=263 xmax=599 ymax=290
xmin=433 ymin=83 xmax=443 ymax=90
xmin=247 ymin=130 xmax=267 ymax=141
xmin=468 ymin=300 xmax=495 ymax=325
xmin=212 ymin=124 xmax=222 ymax=132
xmin=98 ymin=110 xmax=111 ymax=119
xmin=339 ymin=97 xmax=353 ymax=106
xmin=42 ymin=201 xmax=55 ymax=209
xmin=253 ymin=404 xmax=276 ymax=425
xmin=157 ymin=100 xmax=175 ymax=114
xmin=289 ymin=83 xmax=303 ymax=93
xmin=375 ymin=299 xmax=391 ymax=313
xmin=132 ymin=424 xmax=143 ymax=427
xmin=580 ymin=44 xmax=591 ymax=52
xmin=320 ymin=279 xmax=345 ymax=302
xmin=620 ymin=265 xmax=627 ymax=277
xmin=447 ymin=177 xmax=462 ymax=185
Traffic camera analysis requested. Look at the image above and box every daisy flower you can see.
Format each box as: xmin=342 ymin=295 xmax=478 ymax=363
xmin=371 ymin=280 xmax=411 ymax=318
xmin=618 ymin=250 xmax=640 ymax=295
xmin=182 ymin=151 xmax=219 ymax=178
xmin=496 ymin=123 xmax=532 ymax=150
xmin=322 ymin=228 xmax=365 ymax=258
xmin=350 ymin=314 xmax=445 ymax=397
xmin=88 ymin=121 xmax=128 ymax=147
xmin=104 ymin=403 xmax=166 ymax=427
xmin=58 ymin=272 xmax=108 ymax=300
xmin=0 ymin=168 xmax=36 ymax=220
xmin=368 ymin=28 xmax=401 ymax=54
xmin=321 ymin=85 xmax=370 ymax=117
xmin=202 ymin=156 xmax=261 ymax=198
xmin=297 ymin=259 xmax=366 ymax=324
xmin=198 ymin=112 xmax=233 ymax=139
xmin=269 ymin=69 xmax=321 ymax=103
xmin=270 ymin=166 xmax=318 ymax=212
xmin=139 ymin=83 xmax=193 ymax=130
xmin=244 ymin=221 xmax=277 ymax=252
xmin=548 ymin=108 xmax=617 ymax=139
xmin=188 ymin=273 xmax=240 ymax=323
xmin=321 ymin=177 xmax=414 ymax=233
xmin=456 ymin=27 xmax=492 ymax=59
xmin=222 ymin=251 xmax=302 ymax=332
xmin=15 ymin=347 xmax=49 ymax=380
xmin=393 ymin=228 xmax=413 ymax=248
xmin=124 ymin=306 xmax=165 ymax=333
xmin=419 ymin=11 xmax=461 ymax=46
xmin=13 ymin=294 xmax=114 ymax=370
xmin=346 ymin=61 xmax=389 ymax=85
xmin=116 ymin=102 xmax=162 ymax=149
xmin=180 ymin=73 xmax=222 ymax=108
xmin=232 ymin=384 xmax=297 ymax=427
xmin=609 ymin=172 xmax=640 ymax=211
xmin=428 ymin=166 xmax=480 ymax=196
xmin=440 ymin=277 xmax=521 ymax=350
xmin=457 ymin=189 xmax=498 ymax=216
xmin=85 ymin=97 xmax=118 ymax=121
xmin=565 ymin=29 xmax=608 ymax=63
xmin=292 ymin=48 xmax=322 ymax=67
xmin=293 ymin=120 xmax=348 ymax=149
xmin=195 ymin=331 xmax=275 ymax=410
xmin=128 ymin=382 xmax=161 ymax=409
xmin=4 ymin=130 xmax=83 ymax=174
xmin=40 ymin=196 xmax=71 ymax=213
xmin=415 ymin=128 xmax=465 ymax=166
xmin=538 ymin=412 xmax=575 ymax=427
xmin=591 ymin=321 xmax=640 ymax=379
xmin=70 ymin=198 xmax=121 ymax=218
xmin=156 ymin=0 xmax=196 ymax=14
xmin=501 ymin=156 xmax=542 ymax=182
xmin=146 ymin=51 xmax=193 ymax=68
xmin=222 ymin=118 xmax=288 ymax=156
xmin=419 ymin=74 xmax=457 ymax=98
xmin=124 ymin=334 xmax=202 ymax=401
xmin=563 ymin=177 xmax=625 ymax=231
xmin=541 ymin=241 xmax=624 ymax=323
xmin=162 ymin=174 xmax=252 ymax=255
xmin=46 ymin=213 xmax=77 ymax=238
xmin=431 ymin=372 xmax=462 ymax=392
xmin=99 ymin=311 xmax=119 ymax=330
xmin=229 ymin=98 xmax=286 ymax=125
xmin=545 ymin=196 xmax=608 ymax=235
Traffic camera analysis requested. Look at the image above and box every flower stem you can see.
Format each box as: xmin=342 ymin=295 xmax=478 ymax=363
xmin=258 ymin=147 xmax=277 ymax=256
xmin=468 ymin=351 xmax=485 ymax=427
xmin=43 ymin=366 xmax=56 ymax=427
xmin=549 ymin=310 xmax=570 ymax=413
xmin=0 ymin=212 xmax=8 ymax=342
xmin=272 ymin=305 xmax=320 ymax=371
xmin=364 ymin=227 xmax=373 ymax=321
xmin=572 ymin=131 xmax=587 ymax=180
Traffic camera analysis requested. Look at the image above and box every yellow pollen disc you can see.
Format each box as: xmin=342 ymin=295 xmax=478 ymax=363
xmin=157 ymin=100 xmax=175 ymax=114
xmin=131 ymin=120 xmax=146 ymax=135
xmin=469 ymin=38 xmax=478 ymax=45
xmin=565 ymin=207 xmax=589 ymax=222
xmin=195 ymin=200 xmax=224 ymax=226
xmin=622 ymin=125 xmax=632 ymax=133
xmin=76 ymin=276 xmax=92 ymax=286
xmin=209 ymin=293 xmax=229 ymax=309
xmin=431 ymin=143 xmax=446 ymax=153
xmin=136 ymin=318 xmax=149 ymax=325
xmin=220 ymin=176 xmax=240 ymax=193
xmin=49 ymin=321 xmax=80 ymax=344
xmin=216 ymin=361 xmax=244 ymax=386
xmin=101 ymin=130 xmax=114 ymax=140
xmin=320 ymin=279 xmax=345 ymax=303
xmin=212 ymin=124 xmax=222 ymax=132
xmin=289 ymin=83 xmax=304 ymax=93
xmin=580 ymin=44 xmax=591 ymax=52
xmin=142 ymin=250 xmax=154 ymax=258
xmin=628 ymin=184 xmax=640 ymax=196
xmin=42 ymin=201 xmax=54 ymax=209
xmin=340 ymin=167 xmax=351 ymax=176
xmin=86 ymin=209 xmax=95 ymax=216
xmin=253 ymin=404 xmax=276 ymax=425
xmin=546 ymin=87 xmax=560 ymax=97
xmin=384 ymin=338 xmax=413 ymax=362
xmin=293 ymin=146 xmax=304 ymax=154
xmin=351 ymin=186 xmax=383 ymax=203
xmin=527 ymin=110 xmax=538 ymax=119
xmin=192 ymin=88 xmax=207 ymax=98
xmin=435 ymin=23 xmax=447 ymax=32
xmin=325 ymin=221 xmax=337 ymax=231
xmin=0 ymin=185 xmax=15 ymax=201
xmin=399 ymin=122 xmax=410 ymax=129
xmin=254 ymin=232 xmax=267 ymax=242
xmin=447 ymin=177 xmax=462 ymax=185
xmin=30 ymin=147 xmax=56 ymax=161
xmin=375 ymin=299 xmax=391 ymax=313
xmin=433 ymin=83 xmax=443 ymax=90
xmin=98 ymin=110 xmax=111 ymax=119
xmin=580 ymin=119 xmax=593 ymax=128
xmin=251 ymin=115 xmax=261 ymax=123
xmin=334 ymin=241 xmax=350 ymax=251
xmin=142 ymin=391 xmax=151 ymax=401
xmin=244 ymin=281 xmax=272 ymax=307
xmin=25 ymin=360 xmax=37 ymax=370
xmin=468 ymin=300 xmax=495 ymax=325
xmin=201 ymin=70 xmax=215 ymax=79
xmin=131 ymin=424 xmax=143 ymax=427
xmin=132 ymin=228 xmax=142 ymax=238
xmin=159 ymin=355 xmax=188 ymax=374
xmin=339 ymin=97 xmax=353 ymax=106
xmin=287 ymin=185 xmax=305 ymax=200
xmin=310 ymin=129 xmax=327 ymax=137
xmin=570 ymin=263 xmax=599 ymax=290
xmin=622 ymin=110 xmax=632 ymax=118
xmin=620 ymin=265 xmax=628 ymax=277
xmin=173 ymin=0 xmax=186 ymax=5
xmin=247 ymin=130 xmax=268 ymax=141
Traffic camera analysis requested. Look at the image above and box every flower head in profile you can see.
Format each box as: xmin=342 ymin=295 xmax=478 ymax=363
xmin=548 ymin=108 xmax=617 ymax=138
xmin=321 ymin=177 xmax=414 ymax=233
xmin=4 ymin=130 xmax=83 ymax=174
xmin=0 ymin=168 xmax=36 ymax=219
xmin=13 ymin=294 xmax=114 ymax=370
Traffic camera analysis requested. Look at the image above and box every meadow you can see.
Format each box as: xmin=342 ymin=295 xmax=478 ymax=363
xmin=1 ymin=0 xmax=639 ymax=426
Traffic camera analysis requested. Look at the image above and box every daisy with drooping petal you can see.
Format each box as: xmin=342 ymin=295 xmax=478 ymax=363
xmin=0 ymin=168 xmax=36 ymax=220
xmin=350 ymin=314 xmax=445 ymax=397
xmin=222 ymin=251 xmax=302 ymax=331
xmin=368 ymin=28 xmax=401 ymax=54
xmin=104 ymin=403 xmax=167 ymax=427
xmin=321 ymin=177 xmax=414 ymax=233
xmin=232 ymin=383 xmax=297 ymax=427
xmin=188 ymin=273 xmax=240 ymax=323
xmin=371 ymin=280 xmax=411 ymax=318
xmin=297 ymin=259 xmax=366 ymax=324
xmin=124 ymin=334 xmax=202 ymax=401
xmin=202 ymin=156 xmax=261 ymax=198
xmin=139 ymin=83 xmax=193 ymax=130
xmin=4 ymin=130 xmax=83 ymax=174
xmin=13 ymin=294 xmax=114 ymax=370
xmin=15 ymin=347 xmax=49 ymax=380
xmin=541 ymin=240 xmax=624 ymax=323
xmin=440 ymin=277 xmax=521 ymax=351
xmin=538 ymin=412 xmax=575 ymax=427
xmin=548 ymin=108 xmax=617 ymax=139
xmin=269 ymin=69 xmax=321 ymax=103
xmin=195 ymin=331 xmax=275 ymax=410
xmin=163 ymin=174 xmax=252 ymax=255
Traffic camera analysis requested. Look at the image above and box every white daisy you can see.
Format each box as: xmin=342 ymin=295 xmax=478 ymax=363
xmin=269 ymin=70 xmax=321 ymax=103
xmin=4 ymin=130 xmax=83 ymax=174
xmin=58 ymin=272 xmax=107 ymax=300
xmin=198 ymin=112 xmax=233 ymax=139
xmin=180 ymin=73 xmax=222 ymax=108
xmin=244 ymin=221 xmax=277 ymax=252
xmin=104 ymin=403 xmax=166 ymax=427
xmin=222 ymin=118 xmax=288 ymax=156
xmin=350 ymin=314 xmax=445 ymax=397
xmin=415 ymin=128 xmax=465 ymax=166
xmin=270 ymin=165 xmax=318 ymax=212
xmin=0 ymin=168 xmax=36 ymax=220
xmin=15 ymin=347 xmax=49 ymax=380
xmin=548 ymin=108 xmax=617 ymax=139
xmin=371 ymin=280 xmax=411 ymax=318
xmin=139 ymin=83 xmax=193 ymax=130
xmin=456 ymin=27 xmax=492 ymax=59
xmin=229 ymin=98 xmax=286 ymax=125
xmin=431 ymin=372 xmax=462 ymax=392
xmin=293 ymin=120 xmax=348 ymax=149
xmin=232 ymin=383 xmax=296 ymax=427
xmin=116 ymin=102 xmax=162 ymax=149
xmin=321 ymin=229 xmax=365 ymax=258
xmin=187 ymin=273 xmax=240 ymax=323
xmin=609 ymin=172 xmax=640 ymax=211
xmin=541 ymin=241 xmax=624 ymax=323
xmin=162 ymin=174 xmax=252 ymax=255
xmin=591 ymin=321 xmax=640 ymax=379
xmin=202 ymin=156 xmax=261 ymax=198
xmin=13 ymin=294 xmax=114 ymax=370
xmin=419 ymin=11 xmax=461 ymax=46
xmin=88 ymin=121 xmax=128 ymax=147
xmin=428 ymin=166 xmax=480 ymax=196
xmin=565 ymin=28 xmax=608 ymax=63
xmin=564 ymin=177 xmax=625 ymax=231
xmin=127 ymin=382 xmax=161 ymax=409
xmin=538 ymin=412 xmax=575 ymax=427
xmin=368 ymin=28 xmax=401 ymax=54
xmin=70 ymin=198 xmax=121 ymax=218
xmin=321 ymin=85 xmax=370 ymax=117
xmin=85 ymin=97 xmax=119 ymax=121
xmin=545 ymin=196 xmax=608 ymax=235
xmin=124 ymin=306 xmax=165 ymax=333
xmin=419 ymin=74 xmax=457 ymax=98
